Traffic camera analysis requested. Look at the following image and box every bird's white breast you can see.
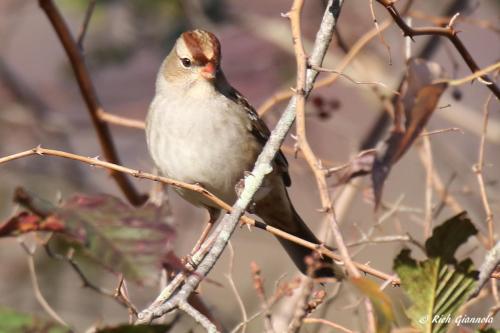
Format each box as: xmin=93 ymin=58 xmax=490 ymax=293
xmin=146 ymin=80 xmax=260 ymax=206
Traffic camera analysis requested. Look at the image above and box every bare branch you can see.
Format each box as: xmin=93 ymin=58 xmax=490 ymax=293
xmin=418 ymin=133 xmax=434 ymax=238
xmin=19 ymin=240 xmax=70 ymax=328
xmin=473 ymin=92 xmax=496 ymax=248
xmin=226 ymin=243 xmax=248 ymax=333
xmin=178 ymin=300 xmax=220 ymax=333
xmin=76 ymin=0 xmax=96 ymax=49
xmin=98 ymin=111 xmax=146 ymax=129
xmin=440 ymin=61 xmax=500 ymax=86
xmin=375 ymin=0 xmax=500 ymax=98
xmin=369 ymin=0 xmax=392 ymax=64
xmin=303 ymin=317 xmax=356 ymax=333
xmin=310 ymin=65 xmax=399 ymax=94
xmin=251 ymin=262 xmax=275 ymax=333
xmin=38 ymin=0 xmax=146 ymax=205
xmin=470 ymin=241 xmax=500 ymax=298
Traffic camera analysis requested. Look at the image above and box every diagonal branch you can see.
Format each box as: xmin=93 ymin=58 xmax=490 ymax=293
xmin=38 ymin=0 xmax=146 ymax=206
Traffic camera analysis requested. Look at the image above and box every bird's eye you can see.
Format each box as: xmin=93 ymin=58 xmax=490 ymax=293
xmin=181 ymin=58 xmax=192 ymax=68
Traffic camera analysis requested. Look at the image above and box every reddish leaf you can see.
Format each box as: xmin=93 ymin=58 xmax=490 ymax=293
xmin=45 ymin=194 xmax=176 ymax=286
xmin=331 ymin=58 xmax=447 ymax=208
xmin=0 ymin=212 xmax=64 ymax=237
xmin=371 ymin=59 xmax=447 ymax=206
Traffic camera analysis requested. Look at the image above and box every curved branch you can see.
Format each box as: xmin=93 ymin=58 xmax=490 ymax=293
xmin=38 ymin=0 xmax=146 ymax=206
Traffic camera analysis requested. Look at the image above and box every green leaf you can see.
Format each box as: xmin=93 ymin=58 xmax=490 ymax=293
xmin=394 ymin=213 xmax=479 ymax=333
xmin=0 ymin=307 xmax=70 ymax=333
xmin=95 ymin=324 xmax=172 ymax=333
xmin=46 ymin=194 xmax=175 ymax=286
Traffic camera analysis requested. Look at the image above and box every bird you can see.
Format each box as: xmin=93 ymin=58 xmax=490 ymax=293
xmin=145 ymin=29 xmax=342 ymax=278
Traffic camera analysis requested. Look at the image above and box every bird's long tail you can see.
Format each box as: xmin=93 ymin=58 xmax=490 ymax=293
xmin=255 ymin=186 xmax=343 ymax=279
xmin=276 ymin=205 xmax=343 ymax=278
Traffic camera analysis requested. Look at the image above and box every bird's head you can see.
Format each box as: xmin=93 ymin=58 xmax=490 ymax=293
xmin=162 ymin=29 xmax=222 ymax=87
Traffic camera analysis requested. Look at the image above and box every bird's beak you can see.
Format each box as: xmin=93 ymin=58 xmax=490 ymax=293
xmin=201 ymin=62 xmax=217 ymax=80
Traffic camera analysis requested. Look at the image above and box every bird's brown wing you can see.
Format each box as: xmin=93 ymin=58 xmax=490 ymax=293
xmin=220 ymin=83 xmax=291 ymax=187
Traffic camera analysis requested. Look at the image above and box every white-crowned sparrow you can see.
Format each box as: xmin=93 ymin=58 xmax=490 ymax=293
xmin=146 ymin=29 xmax=340 ymax=278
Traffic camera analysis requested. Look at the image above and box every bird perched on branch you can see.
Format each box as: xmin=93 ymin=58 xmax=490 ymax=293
xmin=146 ymin=29 xmax=342 ymax=278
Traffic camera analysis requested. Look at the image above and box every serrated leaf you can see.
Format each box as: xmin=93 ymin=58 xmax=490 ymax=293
xmin=352 ymin=277 xmax=395 ymax=333
xmin=45 ymin=194 xmax=175 ymax=286
xmin=394 ymin=213 xmax=479 ymax=333
xmin=0 ymin=307 xmax=70 ymax=333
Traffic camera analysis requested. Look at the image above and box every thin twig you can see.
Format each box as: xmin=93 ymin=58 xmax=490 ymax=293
xmin=286 ymin=277 xmax=313 ymax=333
xmin=19 ymin=240 xmax=70 ymax=328
xmin=251 ymin=262 xmax=275 ymax=333
xmin=76 ymin=0 xmax=96 ymax=49
xmin=114 ymin=275 xmax=138 ymax=322
xmin=369 ymin=0 xmax=392 ymax=64
xmin=230 ymin=278 xmax=292 ymax=333
xmin=474 ymin=93 xmax=495 ymax=248
xmin=420 ymin=127 xmax=463 ymax=137
xmin=438 ymin=61 xmax=500 ymax=86
xmin=408 ymin=10 xmax=500 ymax=34
xmin=44 ymin=245 xmax=139 ymax=316
xmin=226 ymin=243 xmax=248 ymax=333
xmin=303 ymin=317 xmax=356 ymax=333
xmin=418 ymin=133 xmax=434 ymax=238
xmin=310 ymin=65 xmax=399 ymax=95
xmin=347 ymin=234 xmax=411 ymax=247
xmin=289 ymin=0 xmax=357 ymax=278
xmin=99 ymin=111 xmax=146 ymax=129
xmin=363 ymin=298 xmax=376 ymax=333
xmin=432 ymin=172 xmax=461 ymax=218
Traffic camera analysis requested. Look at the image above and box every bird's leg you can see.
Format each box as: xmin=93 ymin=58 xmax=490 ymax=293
xmin=190 ymin=207 xmax=220 ymax=255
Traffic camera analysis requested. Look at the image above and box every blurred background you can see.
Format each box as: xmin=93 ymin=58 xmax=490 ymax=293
xmin=0 ymin=0 xmax=499 ymax=331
